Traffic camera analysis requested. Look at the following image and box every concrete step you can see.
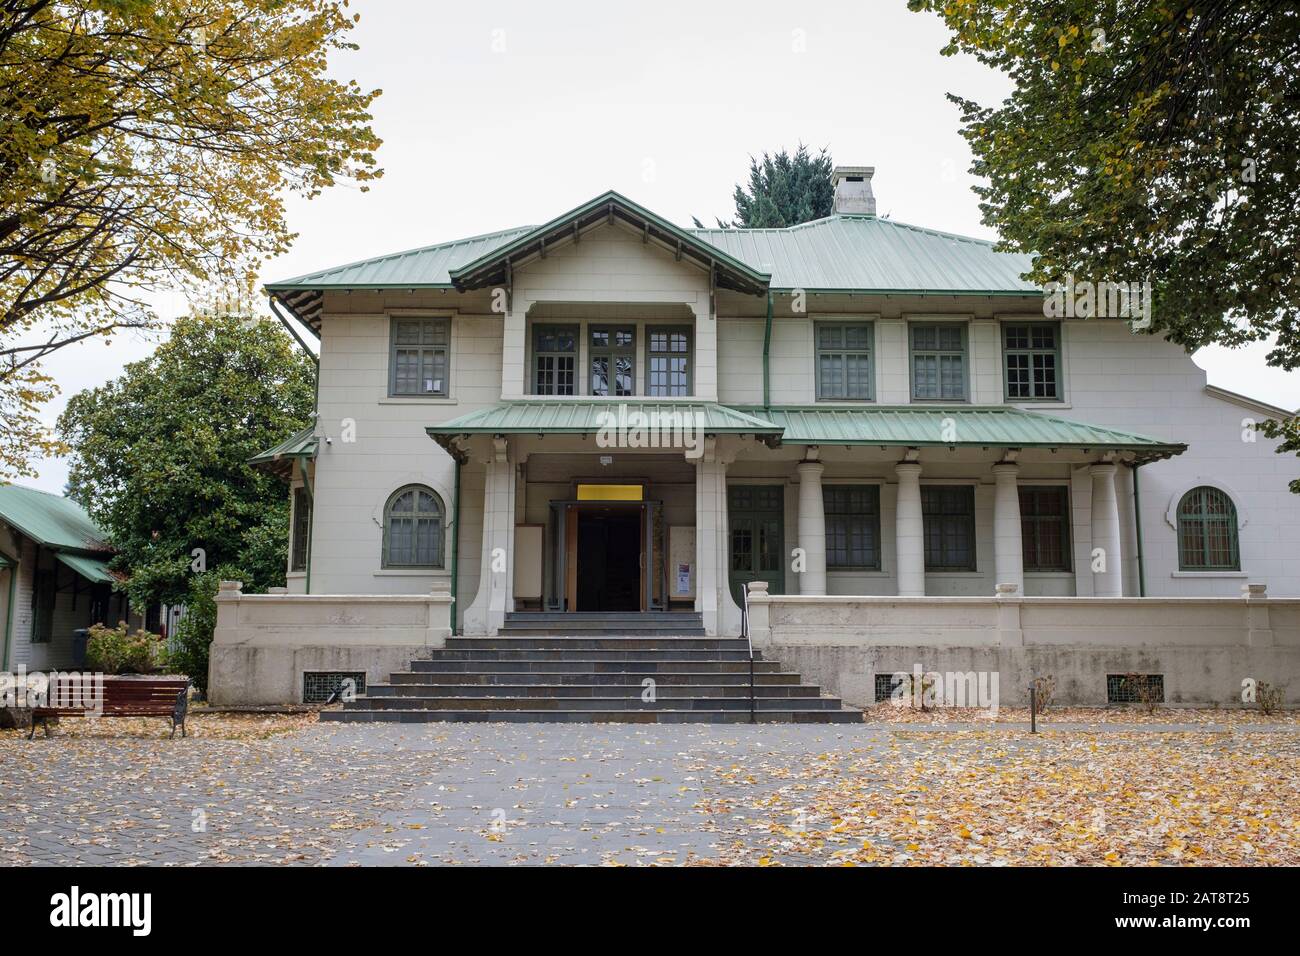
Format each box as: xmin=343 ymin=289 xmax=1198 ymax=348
xmin=408 ymin=659 xmax=784 ymax=674
xmin=504 ymin=612 xmax=703 ymax=622
xmin=345 ymin=696 xmax=844 ymax=712
xmin=386 ymin=670 xmax=804 ymax=686
xmin=447 ymin=636 xmax=745 ymax=652
xmin=425 ymin=648 xmax=758 ymax=662
xmin=320 ymin=709 xmax=862 ymax=724
xmin=367 ymin=682 xmax=822 ymax=698
xmin=498 ymin=627 xmax=708 ymax=637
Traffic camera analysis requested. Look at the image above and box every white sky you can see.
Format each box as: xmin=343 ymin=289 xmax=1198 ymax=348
xmin=19 ymin=0 xmax=1298 ymax=493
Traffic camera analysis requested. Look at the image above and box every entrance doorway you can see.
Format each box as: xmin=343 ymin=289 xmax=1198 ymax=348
xmin=576 ymin=509 xmax=642 ymax=611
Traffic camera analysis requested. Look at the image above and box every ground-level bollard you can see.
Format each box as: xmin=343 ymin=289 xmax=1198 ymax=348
xmin=1028 ymin=682 xmax=1038 ymax=734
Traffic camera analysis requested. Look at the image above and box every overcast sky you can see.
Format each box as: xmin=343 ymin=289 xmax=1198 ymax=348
xmin=19 ymin=0 xmax=1298 ymax=493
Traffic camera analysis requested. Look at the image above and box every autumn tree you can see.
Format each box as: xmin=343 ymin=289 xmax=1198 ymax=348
xmin=0 ymin=0 xmax=380 ymax=479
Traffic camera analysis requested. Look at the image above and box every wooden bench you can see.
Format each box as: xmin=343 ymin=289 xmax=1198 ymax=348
xmin=29 ymin=676 xmax=191 ymax=739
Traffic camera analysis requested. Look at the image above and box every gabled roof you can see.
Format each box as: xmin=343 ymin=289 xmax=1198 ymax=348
xmin=447 ymin=191 xmax=771 ymax=296
xmin=0 ymin=484 xmax=111 ymax=555
xmin=693 ymin=216 xmax=1038 ymax=294
xmin=734 ymin=405 xmax=1185 ymax=463
xmin=265 ymin=191 xmax=1042 ymax=332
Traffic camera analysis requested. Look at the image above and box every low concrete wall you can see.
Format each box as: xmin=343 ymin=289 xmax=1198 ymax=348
xmin=208 ymin=581 xmax=452 ymax=706
xmin=747 ymin=583 xmax=1300 ymax=708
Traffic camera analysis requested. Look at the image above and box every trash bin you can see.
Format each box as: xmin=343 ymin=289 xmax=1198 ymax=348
xmin=72 ymin=628 xmax=89 ymax=669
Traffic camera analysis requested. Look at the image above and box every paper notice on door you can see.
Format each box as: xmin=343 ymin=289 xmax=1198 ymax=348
xmin=676 ymin=563 xmax=691 ymax=595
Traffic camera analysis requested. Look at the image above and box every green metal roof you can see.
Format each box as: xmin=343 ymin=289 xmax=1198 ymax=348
xmin=0 ymin=551 xmax=12 ymax=568
xmin=55 ymin=551 xmax=116 ymax=584
xmin=0 ymin=484 xmax=111 ymax=554
xmin=735 ymin=405 xmax=1185 ymax=461
xmin=694 ymin=216 xmax=1038 ymax=294
xmin=426 ymin=400 xmax=782 ymax=457
xmin=249 ymin=425 xmax=318 ymax=479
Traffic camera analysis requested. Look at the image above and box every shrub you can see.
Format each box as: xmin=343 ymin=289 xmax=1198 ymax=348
xmin=1256 ymin=682 xmax=1284 ymax=716
xmin=1121 ymin=673 xmax=1162 ymax=714
xmin=85 ymin=622 xmax=166 ymax=674
xmin=1030 ymin=675 xmax=1056 ymax=714
xmin=169 ymin=569 xmax=245 ymax=696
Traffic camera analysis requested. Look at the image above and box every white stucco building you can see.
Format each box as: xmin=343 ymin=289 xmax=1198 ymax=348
xmin=216 ymin=170 xmax=1300 ymax=711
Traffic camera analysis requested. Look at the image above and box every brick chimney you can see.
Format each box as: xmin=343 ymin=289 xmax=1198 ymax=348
xmin=831 ymin=166 xmax=876 ymax=215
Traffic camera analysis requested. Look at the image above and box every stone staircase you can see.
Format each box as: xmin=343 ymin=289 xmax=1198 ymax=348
xmin=320 ymin=612 xmax=861 ymax=724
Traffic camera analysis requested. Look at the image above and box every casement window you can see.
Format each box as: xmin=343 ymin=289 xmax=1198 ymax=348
xmin=823 ymin=485 xmax=881 ymax=570
xmin=921 ymin=485 xmax=976 ymax=571
xmin=647 ymin=326 xmax=691 ymax=396
xmin=1176 ymin=486 xmax=1240 ymax=571
xmin=533 ymin=324 xmax=578 ymax=396
xmin=290 ymin=486 xmax=312 ymax=573
xmin=910 ymin=324 xmax=968 ymax=401
xmin=1019 ymin=485 xmax=1070 ymax=571
xmin=816 ymin=322 xmax=874 ymax=401
xmin=389 ymin=318 xmax=450 ymax=397
xmin=31 ymin=568 xmax=55 ymax=643
xmin=590 ymin=326 xmax=635 ymax=397
xmin=1003 ymin=322 xmax=1061 ymax=401
xmin=383 ymin=485 xmax=444 ymax=568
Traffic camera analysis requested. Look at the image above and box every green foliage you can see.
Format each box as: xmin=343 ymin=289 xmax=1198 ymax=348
xmin=169 ymin=570 xmax=237 ymax=695
xmin=57 ymin=310 xmax=315 ymax=609
xmin=908 ymin=1 xmax=1300 ymax=371
xmin=0 ymin=0 xmax=380 ymax=479
xmin=727 ymin=145 xmax=835 ymax=228
xmin=1260 ymin=417 xmax=1300 ymax=494
xmin=85 ymin=622 xmax=167 ymax=675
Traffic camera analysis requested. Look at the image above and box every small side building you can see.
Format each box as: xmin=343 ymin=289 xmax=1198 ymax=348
xmin=0 ymin=484 xmax=129 ymax=672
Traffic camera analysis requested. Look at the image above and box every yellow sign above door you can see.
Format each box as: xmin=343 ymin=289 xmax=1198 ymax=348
xmin=576 ymin=484 xmax=644 ymax=502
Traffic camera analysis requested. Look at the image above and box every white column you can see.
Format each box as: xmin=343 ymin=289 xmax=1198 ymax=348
xmin=500 ymin=300 xmax=528 ymax=399
xmin=1090 ymin=462 xmax=1123 ymax=597
xmin=895 ymin=462 xmax=925 ymax=596
xmin=693 ymin=439 xmax=741 ymax=636
xmin=464 ymin=439 xmax=516 ymax=634
xmin=796 ymin=460 xmax=827 ymax=596
xmin=991 ymin=463 xmax=1024 ymax=594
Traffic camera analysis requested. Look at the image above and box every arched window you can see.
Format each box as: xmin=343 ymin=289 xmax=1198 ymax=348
xmin=383 ymin=485 xmax=444 ymax=568
xmin=1176 ymin=486 xmax=1239 ymax=571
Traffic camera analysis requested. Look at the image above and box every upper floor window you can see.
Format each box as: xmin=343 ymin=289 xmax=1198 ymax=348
xmin=647 ymin=326 xmax=691 ymax=396
xmin=383 ymin=485 xmax=444 ymax=569
xmin=816 ymin=322 xmax=874 ymax=401
xmin=590 ymin=326 xmax=635 ymax=397
xmin=533 ymin=324 xmax=578 ymax=396
xmin=1004 ymin=322 xmax=1061 ymax=401
xmin=1020 ymin=485 xmax=1070 ymax=571
xmin=922 ymin=485 xmax=976 ymax=571
xmin=1176 ymin=486 xmax=1239 ymax=571
xmin=290 ymin=486 xmax=312 ymax=573
xmin=910 ymin=323 xmax=967 ymax=401
xmin=824 ymin=485 xmax=881 ymax=570
xmin=389 ymin=318 xmax=449 ymax=397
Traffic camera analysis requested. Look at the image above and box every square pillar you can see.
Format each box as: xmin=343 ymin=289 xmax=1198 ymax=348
xmin=991 ymin=462 xmax=1024 ymax=594
xmin=694 ymin=439 xmax=741 ymax=635
xmin=501 ymin=300 xmax=528 ymax=399
xmin=464 ymin=438 xmax=517 ymax=634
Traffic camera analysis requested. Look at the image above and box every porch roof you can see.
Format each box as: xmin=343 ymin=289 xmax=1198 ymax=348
xmin=55 ymin=551 xmax=116 ymax=584
xmin=731 ymin=405 xmax=1187 ymax=463
xmin=249 ymin=425 xmax=318 ymax=478
xmin=0 ymin=483 xmax=111 ymax=555
xmin=426 ymin=400 xmax=782 ymax=457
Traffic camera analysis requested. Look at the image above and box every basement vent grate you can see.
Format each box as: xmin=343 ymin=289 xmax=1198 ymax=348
xmin=1106 ymin=673 xmax=1164 ymax=705
xmin=874 ymin=672 xmax=904 ymax=703
xmin=303 ymin=671 xmax=366 ymax=704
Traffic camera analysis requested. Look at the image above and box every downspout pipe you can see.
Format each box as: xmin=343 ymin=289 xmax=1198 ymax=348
xmin=1132 ymin=462 xmax=1147 ymax=597
xmin=762 ymin=290 xmax=773 ymax=410
xmin=450 ymin=457 xmax=462 ymax=634
xmin=270 ymin=295 xmax=320 ymax=594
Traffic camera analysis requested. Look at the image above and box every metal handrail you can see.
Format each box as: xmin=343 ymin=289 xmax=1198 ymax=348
xmin=740 ymin=582 xmax=755 ymax=724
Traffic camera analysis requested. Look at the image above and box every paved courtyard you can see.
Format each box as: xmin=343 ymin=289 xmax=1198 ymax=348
xmin=2 ymin=715 xmax=1297 ymax=866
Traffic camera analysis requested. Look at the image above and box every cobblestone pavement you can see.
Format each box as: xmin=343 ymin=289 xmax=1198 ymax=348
xmin=2 ymin=718 xmax=1296 ymax=866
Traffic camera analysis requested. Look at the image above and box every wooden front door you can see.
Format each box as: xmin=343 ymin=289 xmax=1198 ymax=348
xmin=727 ymin=485 xmax=784 ymax=606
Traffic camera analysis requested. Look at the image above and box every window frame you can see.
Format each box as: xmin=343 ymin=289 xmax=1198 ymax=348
xmin=1175 ymin=486 xmax=1240 ymax=571
xmin=1002 ymin=321 xmax=1063 ymax=402
xmin=823 ymin=484 xmax=882 ymax=571
xmin=388 ymin=316 xmax=451 ymax=398
xmin=531 ymin=323 xmax=579 ymax=396
xmin=645 ymin=325 xmax=693 ymax=397
xmin=909 ymin=322 xmax=969 ymax=402
xmin=921 ymin=484 xmax=977 ymax=572
xmin=1019 ymin=484 xmax=1071 ymax=572
xmin=382 ymin=484 xmax=446 ymax=570
xmin=290 ymin=486 xmax=312 ymax=573
xmin=589 ymin=324 xmax=636 ymax=397
xmin=815 ymin=321 xmax=875 ymax=402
